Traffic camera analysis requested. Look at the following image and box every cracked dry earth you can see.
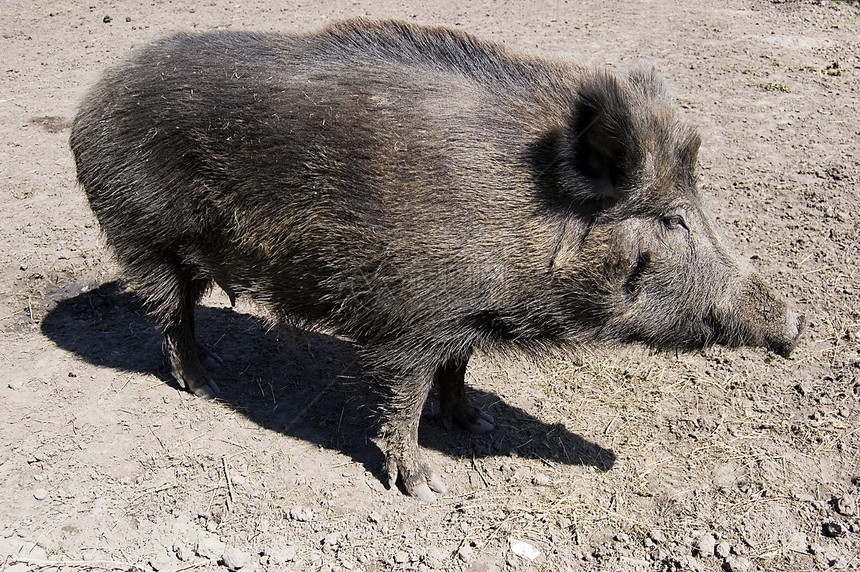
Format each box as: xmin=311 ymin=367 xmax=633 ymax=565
xmin=1 ymin=1 xmax=859 ymax=571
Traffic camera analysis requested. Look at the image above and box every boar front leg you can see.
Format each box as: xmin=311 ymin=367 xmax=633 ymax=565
xmin=372 ymin=362 xmax=447 ymax=502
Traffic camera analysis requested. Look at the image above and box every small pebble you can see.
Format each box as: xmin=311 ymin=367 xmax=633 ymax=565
xmin=835 ymin=495 xmax=857 ymax=517
xmin=173 ymin=544 xmax=193 ymax=562
xmin=510 ymin=538 xmax=540 ymax=561
xmin=649 ymin=529 xmax=666 ymax=543
xmin=323 ymin=532 xmax=340 ymax=546
xmin=196 ymin=535 xmax=225 ymax=560
xmin=368 ymin=511 xmax=381 ymax=524
xmin=457 ymin=545 xmax=474 ymax=563
xmin=532 ymin=473 xmax=551 ymax=486
xmin=222 ymin=546 xmax=250 ymax=571
xmin=265 ymin=545 xmax=297 ymax=565
xmin=148 ymin=557 xmax=175 ymax=572
xmin=715 ymin=541 xmax=732 ymax=559
xmin=33 ymin=488 xmax=48 ymax=501
xmin=693 ymin=533 xmax=716 ymax=557
xmin=394 ymin=551 xmax=409 ymax=564
xmin=289 ymin=506 xmax=313 ymax=522
xmin=724 ymin=555 xmax=752 ymax=572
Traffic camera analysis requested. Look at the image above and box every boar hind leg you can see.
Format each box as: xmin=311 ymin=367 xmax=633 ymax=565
xmin=163 ymin=283 xmax=220 ymax=400
xmin=436 ymin=355 xmax=495 ymax=434
xmin=127 ymin=253 xmax=219 ymax=399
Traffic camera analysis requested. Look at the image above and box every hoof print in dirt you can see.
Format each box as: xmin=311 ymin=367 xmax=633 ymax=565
xmin=822 ymin=521 xmax=847 ymax=538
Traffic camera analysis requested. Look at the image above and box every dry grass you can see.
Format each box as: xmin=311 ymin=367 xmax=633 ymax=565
xmin=457 ymin=339 xmax=857 ymax=568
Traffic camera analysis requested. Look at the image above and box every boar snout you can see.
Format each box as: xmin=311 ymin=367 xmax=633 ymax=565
xmin=765 ymin=309 xmax=806 ymax=358
xmin=729 ymin=274 xmax=806 ymax=358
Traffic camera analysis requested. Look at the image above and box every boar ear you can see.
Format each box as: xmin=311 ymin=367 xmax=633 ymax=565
xmin=626 ymin=66 xmax=670 ymax=100
xmin=558 ymin=72 xmax=643 ymax=204
xmin=626 ymin=67 xmax=702 ymax=171
xmin=683 ymin=130 xmax=701 ymax=170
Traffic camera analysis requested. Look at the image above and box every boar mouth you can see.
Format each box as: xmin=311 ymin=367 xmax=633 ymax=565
xmin=700 ymin=313 xmax=721 ymax=350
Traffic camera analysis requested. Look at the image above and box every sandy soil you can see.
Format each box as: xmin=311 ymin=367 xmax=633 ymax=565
xmin=1 ymin=1 xmax=858 ymax=571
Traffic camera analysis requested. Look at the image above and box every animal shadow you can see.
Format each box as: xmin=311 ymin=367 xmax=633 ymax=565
xmin=41 ymin=281 xmax=615 ymax=482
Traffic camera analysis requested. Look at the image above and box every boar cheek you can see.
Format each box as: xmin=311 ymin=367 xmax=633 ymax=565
xmin=552 ymin=219 xmax=651 ymax=301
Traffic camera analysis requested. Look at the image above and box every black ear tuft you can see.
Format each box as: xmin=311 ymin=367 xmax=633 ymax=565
xmin=557 ymin=71 xmax=645 ymax=205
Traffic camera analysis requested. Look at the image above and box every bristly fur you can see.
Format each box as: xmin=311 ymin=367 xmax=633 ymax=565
xmin=70 ymin=19 xmax=803 ymax=500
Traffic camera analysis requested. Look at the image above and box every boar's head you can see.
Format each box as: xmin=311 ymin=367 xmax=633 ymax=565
xmin=546 ymin=68 xmax=804 ymax=357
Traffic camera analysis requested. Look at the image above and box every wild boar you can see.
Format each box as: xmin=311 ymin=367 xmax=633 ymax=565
xmin=70 ymin=20 xmax=804 ymax=501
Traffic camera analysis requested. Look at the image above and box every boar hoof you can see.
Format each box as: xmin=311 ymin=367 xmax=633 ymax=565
xmin=412 ymin=483 xmax=436 ymax=503
xmin=193 ymin=380 xmax=220 ymax=399
xmin=467 ymin=411 xmax=495 ymax=434
xmin=201 ymin=353 xmax=224 ymax=369
xmin=442 ymin=406 xmax=495 ymax=434
xmin=469 ymin=411 xmax=496 ymax=433
xmin=412 ymin=481 xmax=441 ymax=503
xmin=387 ymin=451 xmax=447 ymax=502
xmin=200 ymin=347 xmax=223 ymax=369
xmin=408 ymin=472 xmax=447 ymax=503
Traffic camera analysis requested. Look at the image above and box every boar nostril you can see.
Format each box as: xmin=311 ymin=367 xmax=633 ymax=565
xmin=795 ymin=314 xmax=807 ymax=339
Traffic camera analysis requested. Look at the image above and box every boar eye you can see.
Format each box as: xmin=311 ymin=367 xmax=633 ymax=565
xmin=663 ymin=215 xmax=688 ymax=231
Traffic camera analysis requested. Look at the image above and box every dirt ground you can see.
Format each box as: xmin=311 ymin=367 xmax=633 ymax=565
xmin=1 ymin=0 xmax=858 ymax=571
